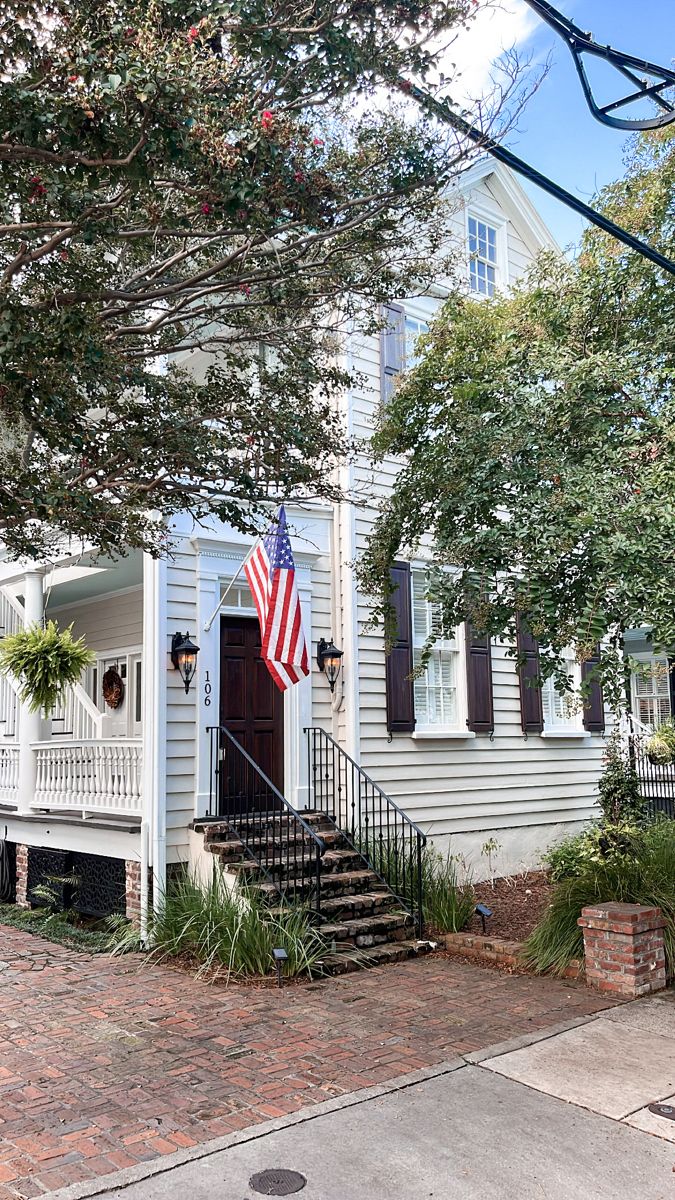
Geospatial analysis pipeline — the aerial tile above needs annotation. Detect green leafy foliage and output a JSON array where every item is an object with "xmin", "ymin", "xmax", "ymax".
[
  {"xmin": 646, "ymin": 719, "xmax": 675, "ymax": 765},
  {"xmin": 524, "ymin": 820, "xmax": 675, "ymax": 978},
  {"xmin": 359, "ymin": 129, "xmax": 675, "ymax": 704},
  {"xmin": 108, "ymin": 868, "xmax": 328, "ymax": 980},
  {"xmin": 543, "ymin": 822, "xmax": 643, "ymax": 882},
  {"xmin": 356, "ymin": 830, "xmax": 474, "ymax": 933},
  {"xmin": 0, "ymin": 621, "xmax": 95, "ymax": 714},
  {"xmin": 0, "ymin": 0, "xmax": 481, "ymax": 559},
  {"xmin": 596, "ymin": 732, "xmax": 646, "ymax": 825},
  {"xmin": 0, "ymin": 903, "xmax": 114, "ymax": 952}
]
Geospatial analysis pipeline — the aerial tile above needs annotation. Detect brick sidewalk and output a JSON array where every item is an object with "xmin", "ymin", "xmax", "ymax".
[{"xmin": 0, "ymin": 927, "xmax": 610, "ymax": 1199}]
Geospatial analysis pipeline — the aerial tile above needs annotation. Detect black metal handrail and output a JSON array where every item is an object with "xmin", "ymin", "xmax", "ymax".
[
  {"xmin": 305, "ymin": 726, "xmax": 427, "ymax": 937},
  {"xmin": 207, "ymin": 725, "xmax": 326, "ymax": 911},
  {"xmin": 630, "ymin": 732, "xmax": 675, "ymax": 820}
]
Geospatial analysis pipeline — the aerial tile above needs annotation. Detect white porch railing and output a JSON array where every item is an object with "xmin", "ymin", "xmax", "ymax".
[
  {"xmin": 32, "ymin": 739, "xmax": 142, "ymax": 817},
  {"xmin": 50, "ymin": 681, "xmax": 103, "ymax": 740},
  {"xmin": 0, "ymin": 744, "xmax": 19, "ymax": 803}
]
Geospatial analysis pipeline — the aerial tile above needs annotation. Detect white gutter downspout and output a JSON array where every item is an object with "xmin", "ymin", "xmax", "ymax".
[{"xmin": 141, "ymin": 551, "xmax": 167, "ymax": 936}]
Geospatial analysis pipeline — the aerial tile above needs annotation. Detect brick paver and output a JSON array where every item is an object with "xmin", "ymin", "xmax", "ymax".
[{"xmin": 0, "ymin": 927, "xmax": 610, "ymax": 1198}]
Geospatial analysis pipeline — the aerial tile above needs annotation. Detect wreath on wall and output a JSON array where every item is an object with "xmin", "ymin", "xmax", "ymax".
[{"xmin": 102, "ymin": 666, "xmax": 125, "ymax": 710}]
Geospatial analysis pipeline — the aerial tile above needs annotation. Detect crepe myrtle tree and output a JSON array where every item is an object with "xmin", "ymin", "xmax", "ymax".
[
  {"xmin": 358, "ymin": 129, "xmax": 675, "ymax": 709},
  {"xmin": 0, "ymin": 0, "xmax": 501, "ymax": 560}
]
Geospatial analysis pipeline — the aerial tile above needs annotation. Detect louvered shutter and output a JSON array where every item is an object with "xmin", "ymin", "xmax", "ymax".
[
  {"xmin": 465, "ymin": 623, "xmax": 494, "ymax": 734},
  {"xmin": 380, "ymin": 304, "xmax": 405, "ymax": 406},
  {"xmin": 385, "ymin": 562, "xmax": 415, "ymax": 734},
  {"xmin": 517, "ymin": 618, "xmax": 543, "ymax": 734},
  {"xmin": 582, "ymin": 645, "xmax": 605, "ymax": 732}
]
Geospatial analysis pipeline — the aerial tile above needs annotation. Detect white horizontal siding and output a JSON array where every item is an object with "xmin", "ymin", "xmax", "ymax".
[{"xmin": 50, "ymin": 588, "xmax": 142, "ymax": 652}]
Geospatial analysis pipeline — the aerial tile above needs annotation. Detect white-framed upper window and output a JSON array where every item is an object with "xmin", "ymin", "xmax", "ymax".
[
  {"xmin": 404, "ymin": 314, "xmax": 429, "ymax": 370},
  {"xmin": 541, "ymin": 653, "xmax": 583, "ymax": 731},
  {"xmin": 411, "ymin": 568, "xmax": 462, "ymax": 730},
  {"xmin": 631, "ymin": 655, "xmax": 672, "ymax": 731},
  {"xmin": 468, "ymin": 215, "xmax": 498, "ymax": 297}
]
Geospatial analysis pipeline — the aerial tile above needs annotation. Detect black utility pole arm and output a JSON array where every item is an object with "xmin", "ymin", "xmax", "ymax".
[
  {"xmin": 523, "ymin": 0, "xmax": 675, "ymax": 131},
  {"xmin": 397, "ymin": 78, "xmax": 675, "ymax": 278}
]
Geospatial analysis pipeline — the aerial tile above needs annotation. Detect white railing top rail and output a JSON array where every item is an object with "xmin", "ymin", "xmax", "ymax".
[{"xmin": 32, "ymin": 737, "xmax": 142, "ymax": 748}]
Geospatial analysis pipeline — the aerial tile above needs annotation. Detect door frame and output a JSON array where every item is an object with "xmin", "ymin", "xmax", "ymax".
[{"xmin": 194, "ymin": 538, "xmax": 314, "ymax": 818}]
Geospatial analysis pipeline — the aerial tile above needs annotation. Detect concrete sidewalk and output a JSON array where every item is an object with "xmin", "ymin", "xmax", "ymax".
[{"xmin": 77, "ymin": 1065, "xmax": 674, "ymax": 1200}]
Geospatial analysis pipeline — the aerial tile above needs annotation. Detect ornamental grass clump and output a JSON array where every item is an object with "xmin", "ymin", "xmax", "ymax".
[
  {"xmin": 110, "ymin": 868, "xmax": 327, "ymax": 981},
  {"xmin": 0, "ymin": 621, "xmax": 94, "ymax": 715},
  {"xmin": 524, "ymin": 820, "xmax": 675, "ymax": 978}
]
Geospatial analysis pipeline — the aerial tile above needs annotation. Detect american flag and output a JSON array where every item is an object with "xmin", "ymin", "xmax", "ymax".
[{"xmin": 244, "ymin": 506, "xmax": 309, "ymax": 691}]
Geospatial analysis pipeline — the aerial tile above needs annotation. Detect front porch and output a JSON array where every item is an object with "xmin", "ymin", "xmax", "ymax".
[{"xmin": 0, "ymin": 552, "xmax": 144, "ymax": 823}]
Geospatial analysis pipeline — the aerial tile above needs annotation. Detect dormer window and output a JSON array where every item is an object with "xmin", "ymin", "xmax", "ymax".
[{"xmin": 468, "ymin": 215, "xmax": 498, "ymax": 297}]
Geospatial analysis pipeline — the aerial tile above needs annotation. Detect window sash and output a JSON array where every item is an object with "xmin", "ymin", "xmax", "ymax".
[
  {"xmin": 632, "ymin": 657, "xmax": 672, "ymax": 730},
  {"xmin": 411, "ymin": 570, "xmax": 459, "ymax": 729},
  {"xmin": 468, "ymin": 216, "xmax": 498, "ymax": 297},
  {"xmin": 541, "ymin": 661, "xmax": 581, "ymax": 729}
]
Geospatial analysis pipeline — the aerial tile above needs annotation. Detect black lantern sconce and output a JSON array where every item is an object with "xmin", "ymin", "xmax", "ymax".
[
  {"xmin": 317, "ymin": 637, "xmax": 343, "ymax": 693},
  {"xmin": 171, "ymin": 631, "xmax": 200, "ymax": 694}
]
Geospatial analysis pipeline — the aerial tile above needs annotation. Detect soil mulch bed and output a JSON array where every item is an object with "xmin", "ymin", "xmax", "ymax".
[{"xmin": 468, "ymin": 870, "xmax": 553, "ymax": 942}]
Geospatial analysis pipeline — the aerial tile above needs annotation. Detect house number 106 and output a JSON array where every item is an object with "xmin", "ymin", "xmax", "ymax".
[{"xmin": 204, "ymin": 670, "xmax": 212, "ymax": 706}]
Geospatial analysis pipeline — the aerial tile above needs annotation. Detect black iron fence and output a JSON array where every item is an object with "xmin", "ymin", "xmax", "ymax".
[
  {"xmin": 306, "ymin": 726, "xmax": 427, "ymax": 937},
  {"xmin": 207, "ymin": 725, "xmax": 325, "ymax": 910},
  {"xmin": 630, "ymin": 734, "xmax": 675, "ymax": 820}
]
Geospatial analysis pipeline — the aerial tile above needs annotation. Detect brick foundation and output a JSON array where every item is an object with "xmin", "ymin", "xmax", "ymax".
[
  {"xmin": 578, "ymin": 902, "xmax": 666, "ymax": 999},
  {"xmin": 15, "ymin": 843, "xmax": 29, "ymax": 909},
  {"xmin": 125, "ymin": 860, "xmax": 142, "ymax": 924},
  {"xmin": 444, "ymin": 931, "xmax": 583, "ymax": 979}
]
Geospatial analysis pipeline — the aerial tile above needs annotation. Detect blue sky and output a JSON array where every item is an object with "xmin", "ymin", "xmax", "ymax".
[{"xmin": 453, "ymin": 1, "xmax": 675, "ymax": 251}]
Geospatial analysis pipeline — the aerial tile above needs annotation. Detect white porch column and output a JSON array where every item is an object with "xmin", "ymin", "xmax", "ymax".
[{"xmin": 17, "ymin": 568, "xmax": 45, "ymax": 814}]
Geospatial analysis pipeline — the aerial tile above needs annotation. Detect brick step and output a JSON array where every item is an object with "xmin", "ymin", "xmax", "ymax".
[
  {"xmin": 194, "ymin": 811, "xmax": 335, "ymax": 841},
  {"xmin": 321, "ymin": 939, "xmax": 432, "ymax": 976},
  {"xmin": 225, "ymin": 847, "xmax": 364, "ymax": 881},
  {"xmin": 317, "ymin": 890, "xmax": 394, "ymax": 920},
  {"xmin": 319, "ymin": 910, "xmax": 413, "ymax": 949},
  {"xmin": 256, "ymin": 868, "xmax": 380, "ymax": 900},
  {"xmin": 203, "ymin": 828, "xmax": 346, "ymax": 862}
]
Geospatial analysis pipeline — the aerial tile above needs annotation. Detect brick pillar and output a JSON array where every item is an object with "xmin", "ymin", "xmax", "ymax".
[
  {"xmin": 125, "ymin": 860, "xmax": 142, "ymax": 924},
  {"xmin": 15, "ymin": 844, "xmax": 30, "ymax": 909},
  {"xmin": 578, "ymin": 903, "xmax": 666, "ymax": 999}
]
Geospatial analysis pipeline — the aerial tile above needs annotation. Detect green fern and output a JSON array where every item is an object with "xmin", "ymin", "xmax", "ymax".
[{"xmin": 0, "ymin": 621, "xmax": 94, "ymax": 715}]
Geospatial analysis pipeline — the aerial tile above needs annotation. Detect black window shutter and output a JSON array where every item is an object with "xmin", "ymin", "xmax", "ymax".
[
  {"xmin": 669, "ymin": 657, "xmax": 675, "ymax": 719},
  {"xmin": 385, "ymin": 562, "xmax": 415, "ymax": 734},
  {"xmin": 582, "ymin": 646, "xmax": 605, "ymax": 732},
  {"xmin": 465, "ymin": 623, "xmax": 494, "ymax": 734},
  {"xmin": 516, "ymin": 618, "xmax": 543, "ymax": 734},
  {"xmin": 380, "ymin": 303, "xmax": 405, "ymax": 406}
]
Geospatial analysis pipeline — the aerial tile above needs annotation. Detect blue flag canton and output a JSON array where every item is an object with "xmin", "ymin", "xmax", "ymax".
[{"xmin": 263, "ymin": 506, "xmax": 295, "ymax": 571}]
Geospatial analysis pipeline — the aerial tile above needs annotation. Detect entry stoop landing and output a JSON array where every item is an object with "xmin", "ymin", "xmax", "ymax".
[{"xmin": 192, "ymin": 811, "xmax": 431, "ymax": 975}]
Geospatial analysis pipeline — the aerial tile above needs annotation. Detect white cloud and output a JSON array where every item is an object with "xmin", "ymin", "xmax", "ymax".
[{"xmin": 437, "ymin": 1, "xmax": 539, "ymax": 103}]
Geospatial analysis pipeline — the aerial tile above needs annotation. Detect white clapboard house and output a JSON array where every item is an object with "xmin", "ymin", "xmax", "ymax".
[{"xmin": 0, "ymin": 158, "xmax": 651, "ymax": 961}]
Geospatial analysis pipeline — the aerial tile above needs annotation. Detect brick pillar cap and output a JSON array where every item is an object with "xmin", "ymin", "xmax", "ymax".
[{"xmin": 578, "ymin": 902, "xmax": 666, "ymax": 931}]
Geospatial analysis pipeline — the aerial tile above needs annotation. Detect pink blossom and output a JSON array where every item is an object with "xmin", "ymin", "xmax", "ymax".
[
  {"xmin": 200, "ymin": 202, "xmax": 211, "ymax": 214},
  {"xmin": 261, "ymin": 110, "xmax": 274, "ymax": 131},
  {"xmin": 312, "ymin": 137, "xmax": 324, "ymax": 147},
  {"xmin": 187, "ymin": 26, "xmax": 199, "ymax": 43},
  {"xmin": 294, "ymin": 170, "xmax": 304, "ymax": 183}
]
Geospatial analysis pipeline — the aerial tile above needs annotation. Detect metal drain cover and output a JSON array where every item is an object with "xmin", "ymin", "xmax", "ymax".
[
  {"xmin": 249, "ymin": 1168, "xmax": 307, "ymax": 1195},
  {"xmin": 648, "ymin": 1103, "xmax": 675, "ymax": 1121}
]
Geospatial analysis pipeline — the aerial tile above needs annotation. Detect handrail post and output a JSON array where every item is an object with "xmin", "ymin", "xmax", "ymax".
[{"xmin": 416, "ymin": 834, "xmax": 424, "ymax": 939}]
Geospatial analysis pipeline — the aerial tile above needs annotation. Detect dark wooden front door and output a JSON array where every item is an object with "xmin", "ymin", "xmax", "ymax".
[{"xmin": 219, "ymin": 615, "xmax": 284, "ymax": 814}]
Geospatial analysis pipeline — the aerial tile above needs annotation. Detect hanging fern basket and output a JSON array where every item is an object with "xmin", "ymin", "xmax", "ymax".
[{"xmin": 0, "ymin": 621, "xmax": 95, "ymax": 716}]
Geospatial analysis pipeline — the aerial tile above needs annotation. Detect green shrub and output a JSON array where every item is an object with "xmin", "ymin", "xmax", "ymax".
[
  {"xmin": 597, "ymin": 732, "xmax": 646, "ymax": 825},
  {"xmin": 524, "ymin": 820, "xmax": 675, "ymax": 978},
  {"xmin": 423, "ymin": 848, "xmax": 475, "ymax": 933},
  {"xmin": 109, "ymin": 868, "xmax": 327, "ymax": 980},
  {"xmin": 354, "ymin": 830, "xmax": 474, "ymax": 933},
  {"xmin": 543, "ymin": 822, "xmax": 642, "ymax": 882}
]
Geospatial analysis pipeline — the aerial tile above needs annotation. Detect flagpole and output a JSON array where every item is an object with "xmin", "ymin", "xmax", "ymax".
[{"xmin": 203, "ymin": 544, "xmax": 256, "ymax": 632}]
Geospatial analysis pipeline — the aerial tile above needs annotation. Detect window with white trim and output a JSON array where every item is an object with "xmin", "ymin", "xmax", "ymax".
[
  {"xmin": 404, "ymin": 315, "xmax": 428, "ymax": 370},
  {"xmin": 631, "ymin": 656, "xmax": 672, "ymax": 730},
  {"xmin": 411, "ymin": 569, "xmax": 460, "ymax": 729},
  {"xmin": 541, "ymin": 654, "xmax": 582, "ymax": 731},
  {"xmin": 468, "ymin": 215, "xmax": 498, "ymax": 297}
]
